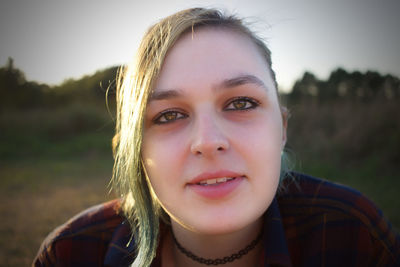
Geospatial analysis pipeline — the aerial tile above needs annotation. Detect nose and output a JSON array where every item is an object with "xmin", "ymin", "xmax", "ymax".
[{"xmin": 190, "ymin": 114, "xmax": 229, "ymax": 157}]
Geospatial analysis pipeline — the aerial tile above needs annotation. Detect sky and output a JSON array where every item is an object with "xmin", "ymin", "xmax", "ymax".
[{"xmin": 0, "ymin": 0, "xmax": 399, "ymax": 92}]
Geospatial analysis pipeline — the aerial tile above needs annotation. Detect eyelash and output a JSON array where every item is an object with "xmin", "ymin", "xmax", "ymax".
[
  {"xmin": 223, "ymin": 96, "xmax": 260, "ymax": 111},
  {"xmin": 152, "ymin": 108, "xmax": 188, "ymax": 125},
  {"xmin": 152, "ymin": 96, "xmax": 260, "ymax": 125}
]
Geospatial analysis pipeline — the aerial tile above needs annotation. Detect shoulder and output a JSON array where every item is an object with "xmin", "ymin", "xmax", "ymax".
[
  {"xmin": 33, "ymin": 199, "xmax": 125, "ymax": 266},
  {"xmin": 278, "ymin": 172, "xmax": 400, "ymax": 266},
  {"xmin": 279, "ymin": 172, "xmax": 383, "ymax": 221}
]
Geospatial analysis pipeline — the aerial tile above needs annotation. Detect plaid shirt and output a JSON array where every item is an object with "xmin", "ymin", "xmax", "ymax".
[{"xmin": 33, "ymin": 173, "xmax": 400, "ymax": 266}]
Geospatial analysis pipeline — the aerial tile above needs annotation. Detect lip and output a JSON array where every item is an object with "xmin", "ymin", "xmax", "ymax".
[
  {"xmin": 187, "ymin": 170, "xmax": 245, "ymax": 199},
  {"xmin": 188, "ymin": 170, "xmax": 244, "ymax": 185}
]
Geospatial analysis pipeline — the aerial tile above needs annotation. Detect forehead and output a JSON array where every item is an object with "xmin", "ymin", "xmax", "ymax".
[{"xmin": 154, "ymin": 27, "xmax": 273, "ymax": 91}]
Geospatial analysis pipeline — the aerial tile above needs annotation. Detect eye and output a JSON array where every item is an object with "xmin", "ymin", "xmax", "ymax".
[
  {"xmin": 224, "ymin": 97, "xmax": 260, "ymax": 111},
  {"xmin": 153, "ymin": 109, "xmax": 188, "ymax": 124}
]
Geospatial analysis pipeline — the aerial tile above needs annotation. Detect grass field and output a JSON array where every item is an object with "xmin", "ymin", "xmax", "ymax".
[{"xmin": 0, "ymin": 153, "xmax": 115, "ymax": 266}]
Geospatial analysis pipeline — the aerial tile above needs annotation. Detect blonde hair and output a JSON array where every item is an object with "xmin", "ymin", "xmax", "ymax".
[{"xmin": 111, "ymin": 7, "xmax": 282, "ymax": 266}]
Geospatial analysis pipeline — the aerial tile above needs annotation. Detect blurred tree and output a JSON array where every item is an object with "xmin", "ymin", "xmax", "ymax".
[
  {"xmin": 0, "ymin": 58, "xmax": 119, "ymax": 110},
  {"xmin": 0, "ymin": 57, "xmax": 44, "ymax": 110},
  {"xmin": 290, "ymin": 71, "xmax": 320, "ymax": 103},
  {"xmin": 288, "ymin": 68, "xmax": 399, "ymax": 103},
  {"xmin": 54, "ymin": 66, "xmax": 119, "ymax": 105},
  {"xmin": 324, "ymin": 68, "xmax": 348, "ymax": 101}
]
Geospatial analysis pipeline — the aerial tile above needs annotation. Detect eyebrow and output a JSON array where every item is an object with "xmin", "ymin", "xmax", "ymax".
[
  {"xmin": 149, "ymin": 74, "xmax": 267, "ymax": 101},
  {"xmin": 218, "ymin": 74, "xmax": 268, "ymax": 91},
  {"xmin": 149, "ymin": 89, "xmax": 182, "ymax": 101}
]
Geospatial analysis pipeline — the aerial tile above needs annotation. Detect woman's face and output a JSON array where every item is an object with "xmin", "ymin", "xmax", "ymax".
[{"xmin": 142, "ymin": 28, "xmax": 286, "ymax": 235}]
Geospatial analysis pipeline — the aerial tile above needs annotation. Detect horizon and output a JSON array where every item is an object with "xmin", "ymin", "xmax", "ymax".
[{"xmin": 4, "ymin": 57, "xmax": 398, "ymax": 96}]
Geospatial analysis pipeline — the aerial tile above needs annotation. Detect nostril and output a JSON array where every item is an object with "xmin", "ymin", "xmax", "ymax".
[{"xmin": 190, "ymin": 137, "xmax": 229, "ymax": 156}]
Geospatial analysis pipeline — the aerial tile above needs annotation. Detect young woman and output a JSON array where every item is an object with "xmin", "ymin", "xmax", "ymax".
[{"xmin": 34, "ymin": 8, "xmax": 399, "ymax": 267}]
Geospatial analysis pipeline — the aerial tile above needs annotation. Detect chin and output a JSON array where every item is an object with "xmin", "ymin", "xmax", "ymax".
[{"xmin": 178, "ymin": 207, "xmax": 265, "ymax": 236}]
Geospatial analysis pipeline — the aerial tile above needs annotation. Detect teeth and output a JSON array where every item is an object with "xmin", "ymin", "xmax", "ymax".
[
  {"xmin": 217, "ymin": 177, "xmax": 227, "ymax": 183},
  {"xmin": 198, "ymin": 177, "xmax": 235, "ymax": 185},
  {"xmin": 206, "ymin": 179, "xmax": 217, "ymax": 185}
]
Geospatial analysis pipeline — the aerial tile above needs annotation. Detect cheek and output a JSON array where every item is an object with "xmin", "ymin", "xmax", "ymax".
[
  {"xmin": 142, "ymin": 132, "xmax": 187, "ymax": 194},
  {"xmin": 235, "ymin": 115, "xmax": 283, "ymax": 185},
  {"xmin": 143, "ymin": 132, "xmax": 186, "ymax": 166},
  {"xmin": 244, "ymin": 132, "xmax": 282, "ymax": 181},
  {"xmin": 243, "ymin": 132, "xmax": 282, "ymax": 212},
  {"xmin": 236, "ymin": 112, "xmax": 283, "ymax": 157}
]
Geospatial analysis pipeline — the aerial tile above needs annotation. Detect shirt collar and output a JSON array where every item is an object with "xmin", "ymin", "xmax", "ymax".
[
  {"xmin": 104, "ymin": 220, "xmax": 135, "ymax": 267},
  {"xmin": 104, "ymin": 198, "xmax": 292, "ymax": 267},
  {"xmin": 262, "ymin": 198, "xmax": 292, "ymax": 267}
]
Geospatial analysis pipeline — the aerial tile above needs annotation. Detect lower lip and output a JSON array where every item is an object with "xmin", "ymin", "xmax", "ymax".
[{"xmin": 188, "ymin": 177, "xmax": 244, "ymax": 200}]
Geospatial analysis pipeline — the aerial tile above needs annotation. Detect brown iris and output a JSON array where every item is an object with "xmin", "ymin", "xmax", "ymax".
[
  {"xmin": 232, "ymin": 99, "xmax": 247, "ymax": 109},
  {"xmin": 164, "ymin": 112, "xmax": 178, "ymax": 121}
]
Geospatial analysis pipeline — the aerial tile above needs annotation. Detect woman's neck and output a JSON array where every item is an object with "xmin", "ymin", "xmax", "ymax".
[{"xmin": 162, "ymin": 218, "xmax": 264, "ymax": 267}]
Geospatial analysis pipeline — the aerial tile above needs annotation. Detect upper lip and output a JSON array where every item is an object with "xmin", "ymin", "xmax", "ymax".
[{"xmin": 188, "ymin": 170, "xmax": 244, "ymax": 185}]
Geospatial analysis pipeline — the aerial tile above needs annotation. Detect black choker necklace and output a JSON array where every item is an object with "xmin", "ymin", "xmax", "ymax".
[{"xmin": 172, "ymin": 229, "xmax": 263, "ymax": 265}]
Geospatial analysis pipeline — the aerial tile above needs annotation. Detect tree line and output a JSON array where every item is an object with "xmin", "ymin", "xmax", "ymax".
[
  {"xmin": 1, "ymin": 57, "xmax": 399, "ymax": 111},
  {"xmin": 0, "ymin": 57, "xmax": 118, "ymax": 111},
  {"xmin": 287, "ymin": 68, "xmax": 400, "ymax": 103}
]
